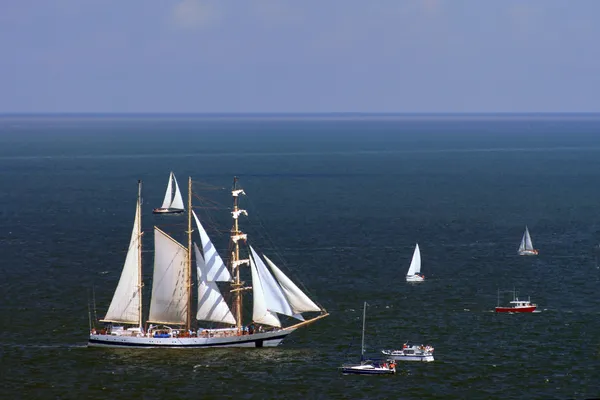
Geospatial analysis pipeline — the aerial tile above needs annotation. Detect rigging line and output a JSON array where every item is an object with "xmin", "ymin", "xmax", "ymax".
[{"xmin": 243, "ymin": 195, "xmax": 324, "ymax": 308}]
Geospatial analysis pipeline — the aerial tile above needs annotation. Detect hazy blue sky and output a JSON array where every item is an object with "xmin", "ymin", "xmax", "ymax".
[{"xmin": 1, "ymin": 0, "xmax": 599, "ymax": 113}]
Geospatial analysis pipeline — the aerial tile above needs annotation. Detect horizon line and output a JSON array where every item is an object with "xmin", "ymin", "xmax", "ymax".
[{"xmin": 2, "ymin": 111, "xmax": 600, "ymax": 118}]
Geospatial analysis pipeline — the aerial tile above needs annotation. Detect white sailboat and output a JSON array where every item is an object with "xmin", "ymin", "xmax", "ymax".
[
  {"xmin": 153, "ymin": 171, "xmax": 185, "ymax": 214},
  {"xmin": 89, "ymin": 177, "xmax": 328, "ymax": 348},
  {"xmin": 406, "ymin": 243, "xmax": 424, "ymax": 282},
  {"xmin": 518, "ymin": 226, "xmax": 538, "ymax": 256}
]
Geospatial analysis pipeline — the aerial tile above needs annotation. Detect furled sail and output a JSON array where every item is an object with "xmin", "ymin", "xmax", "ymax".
[
  {"xmin": 103, "ymin": 200, "xmax": 141, "ymax": 324},
  {"xmin": 160, "ymin": 172, "xmax": 174, "ymax": 209},
  {"xmin": 147, "ymin": 227, "xmax": 188, "ymax": 325},
  {"xmin": 192, "ymin": 211, "xmax": 231, "ymax": 282},
  {"xmin": 249, "ymin": 255, "xmax": 281, "ymax": 327},
  {"xmin": 263, "ymin": 255, "xmax": 321, "ymax": 314},
  {"xmin": 195, "ymin": 244, "xmax": 236, "ymax": 325},
  {"xmin": 249, "ymin": 246, "xmax": 297, "ymax": 318},
  {"xmin": 406, "ymin": 243, "xmax": 421, "ymax": 276},
  {"xmin": 170, "ymin": 173, "xmax": 185, "ymax": 210}
]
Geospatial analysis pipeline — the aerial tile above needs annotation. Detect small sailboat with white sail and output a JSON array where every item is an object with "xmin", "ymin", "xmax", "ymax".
[
  {"xmin": 406, "ymin": 243, "xmax": 424, "ymax": 282},
  {"xmin": 340, "ymin": 302, "xmax": 396, "ymax": 375},
  {"xmin": 89, "ymin": 177, "xmax": 328, "ymax": 348},
  {"xmin": 153, "ymin": 171, "xmax": 185, "ymax": 214},
  {"xmin": 518, "ymin": 226, "xmax": 538, "ymax": 256}
]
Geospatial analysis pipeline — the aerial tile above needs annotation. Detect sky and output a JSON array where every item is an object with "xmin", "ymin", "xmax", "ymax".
[{"xmin": 1, "ymin": 0, "xmax": 599, "ymax": 113}]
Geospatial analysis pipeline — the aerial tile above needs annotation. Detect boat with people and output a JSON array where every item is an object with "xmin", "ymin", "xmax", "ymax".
[
  {"xmin": 406, "ymin": 243, "xmax": 424, "ymax": 282},
  {"xmin": 518, "ymin": 226, "xmax": 538, "ymax": 256},
  {"xmin": 89, "ymin": 177, "xmax": 328, "ymax": 348},
  {"xmin": 382, "ymin": 343, "xmax": 435, "ymax": 362},
  {"xmin": 340, "ymin": 302, "xmax": 396, "ymax": 375},
  {"xmin": 495, "ymin": 288, "xmax": 537, "ymax": 313},
  {"xmin": 153, "ymin": 171, "xmax": 185, "ymax": 214}
]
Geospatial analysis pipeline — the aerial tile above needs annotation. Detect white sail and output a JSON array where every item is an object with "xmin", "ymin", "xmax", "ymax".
[
  {"xmin": 160, "ymin": 172, "xmax": 174, "ymax": 209},
  {"xmin": 249, "ymin": 246, "xmax": 297, "ymax": 318},
  {"xmin": 170, "ymin": 173, "xmax": 185, "ymax": 210},
  {"xmin": 263, "ymin": 255, "xmax": 321, "ymax": 314},
  {"xmin": 249, "ymin": 255, "xmax": 281, "ymax": 327},
  {"xmin": 406, "ymin": 243, "xmax": 421, "ymax": 276},
  {"xmin": 148, "ymin": 228, "xmax": 188, "ymax": 325},
  {"xmin": 194, "ymin": 244, "xmax": 236, "ymax": 325},
  {"xmin": 192, "ymin": 211, "xmax": 231, "ymax": 282},
  {"xmin": 521, "ymin": 227, "xmax": 534, "ymax": 251},
  {"xmin": 103, "ymin": 200, "xmax": 141, "ymax": 324}
]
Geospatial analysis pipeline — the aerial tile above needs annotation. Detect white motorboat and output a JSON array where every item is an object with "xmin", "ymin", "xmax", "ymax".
[{"xmin": 382, "ymin": 343, "xmax": 435, "ymax": 362}]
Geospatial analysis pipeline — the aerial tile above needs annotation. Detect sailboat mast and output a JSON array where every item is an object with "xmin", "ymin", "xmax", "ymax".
[
  {"xmin": 137, "ymin": 180, "xmax": 143, "ymax": 329},
  {"xmin": 186, "ymin": 177, "xmax": 193, "ymax": 332},
  {"xmin": 232, "ymin": 177, "xmax": 243, "ymax": 330},
  {"xmin": 361, "ymin": 302, "xmax": 366, "ymax": 360}
]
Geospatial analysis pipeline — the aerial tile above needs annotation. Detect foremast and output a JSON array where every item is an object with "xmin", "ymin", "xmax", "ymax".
[{"xmin": 229, "ymin": 177, "xmax": 250, "ymax": 331}]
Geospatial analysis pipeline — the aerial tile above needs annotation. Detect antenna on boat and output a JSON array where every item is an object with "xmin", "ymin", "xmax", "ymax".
[{"xmin": 497, "ymin": 288, "xmax": 499, "ymax": 308}]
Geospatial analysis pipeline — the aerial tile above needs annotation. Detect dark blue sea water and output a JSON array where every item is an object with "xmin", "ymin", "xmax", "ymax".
[{"xmin": 1, "ymin": 114, "xmax": 600, "ymax": 399}]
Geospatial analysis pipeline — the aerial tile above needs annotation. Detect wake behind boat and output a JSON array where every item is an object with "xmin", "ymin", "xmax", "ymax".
[
  {"xmin": 382, "ymin": 343, "xmax": 435, "ymax": 362},
  {"xmin": 406, "ymin": 243, "xmax": 424, "ymax": 282},
  {"xmin": 340, "ymin": 302, "xmax": 396, "ymax": 375},
  {"xmin": 518, "ymin": 226, "xmax": 538, "ymax": 256},
  {"xmin": 153, "ymin": 171, "xmax": 185, "ymax": 214},
  {"xmin": 89, "ymin": 178, "xmax": 328, "ymax": 348}
]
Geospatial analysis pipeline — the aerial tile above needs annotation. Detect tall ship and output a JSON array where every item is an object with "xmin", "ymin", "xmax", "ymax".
[{"xmin": 89, "ymin": 177, "xmax": 328, "ymax": 348}]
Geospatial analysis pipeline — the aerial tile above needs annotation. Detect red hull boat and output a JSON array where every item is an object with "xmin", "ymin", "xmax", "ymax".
[
  {"xmin": 495, "ymin": 289, "xmax": 537, "ymax": 313},
  {"xmin": 495, "ymin": 305, "xmax": 536, "ymax": 313}
]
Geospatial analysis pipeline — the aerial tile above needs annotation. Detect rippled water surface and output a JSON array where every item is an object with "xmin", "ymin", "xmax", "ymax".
[{"xmin": 1, "ymin": 115, "xmax": 600, "ymax": 399}]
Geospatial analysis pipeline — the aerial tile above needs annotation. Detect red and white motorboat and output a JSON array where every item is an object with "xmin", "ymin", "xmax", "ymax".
[{"xmin": 495, "ymin": 289, "xmax": 537, "ymax": 313}]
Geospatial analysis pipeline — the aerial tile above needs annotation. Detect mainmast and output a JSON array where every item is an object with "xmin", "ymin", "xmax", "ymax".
[
  {"xmin": 186, "ymin": 177, "xmax": 193, "ymax": 331},
  {"xmin": 230, "ymin": 177, "xmax": 249, "ymax": 331},
  {"xmin": 137, "ymin": 180, "xmax": 143, "ymax": 330}
]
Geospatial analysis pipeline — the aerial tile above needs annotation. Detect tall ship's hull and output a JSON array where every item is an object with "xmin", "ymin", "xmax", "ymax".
[{"xmin": 89, "ymin": 329, "xmax": 294, "ymax": 348}]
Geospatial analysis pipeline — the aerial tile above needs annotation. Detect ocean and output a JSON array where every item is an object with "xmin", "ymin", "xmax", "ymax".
[{"xmin": 0, "ymin": 114, "xmax": 599, "ymax": 399}]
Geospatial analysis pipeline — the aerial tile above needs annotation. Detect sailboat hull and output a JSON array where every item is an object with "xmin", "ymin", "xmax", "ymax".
[
  {"xmin": 406, "ymin": 274, "xmax": 424, "ymax": 282},
  {"xmin": 152, "ymin": 208, "xmax": 184, "ymax": 214},
  {"xmin": 88, "ymin": 329, "xmax": 294, "ymax": 348},
  {"xmin": 518, "ymin": 249, "xmax": 538, "ymax": 256}
]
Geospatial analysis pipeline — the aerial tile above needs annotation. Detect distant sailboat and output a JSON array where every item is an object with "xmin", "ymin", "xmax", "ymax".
[
  {"xmin": 406, "ymin": 244, "xmax": 424, "ymax": 282},
  {"xmin": 153, "ymin": 171, "xmax": 185, "ymax": 214},
  {"xmin": 89, "ymin": 177, "xmax": 328, "ymax": 348},
  {"xmin": 518, "ymin": 226, "xmax": 538, "ymax": 256}
]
